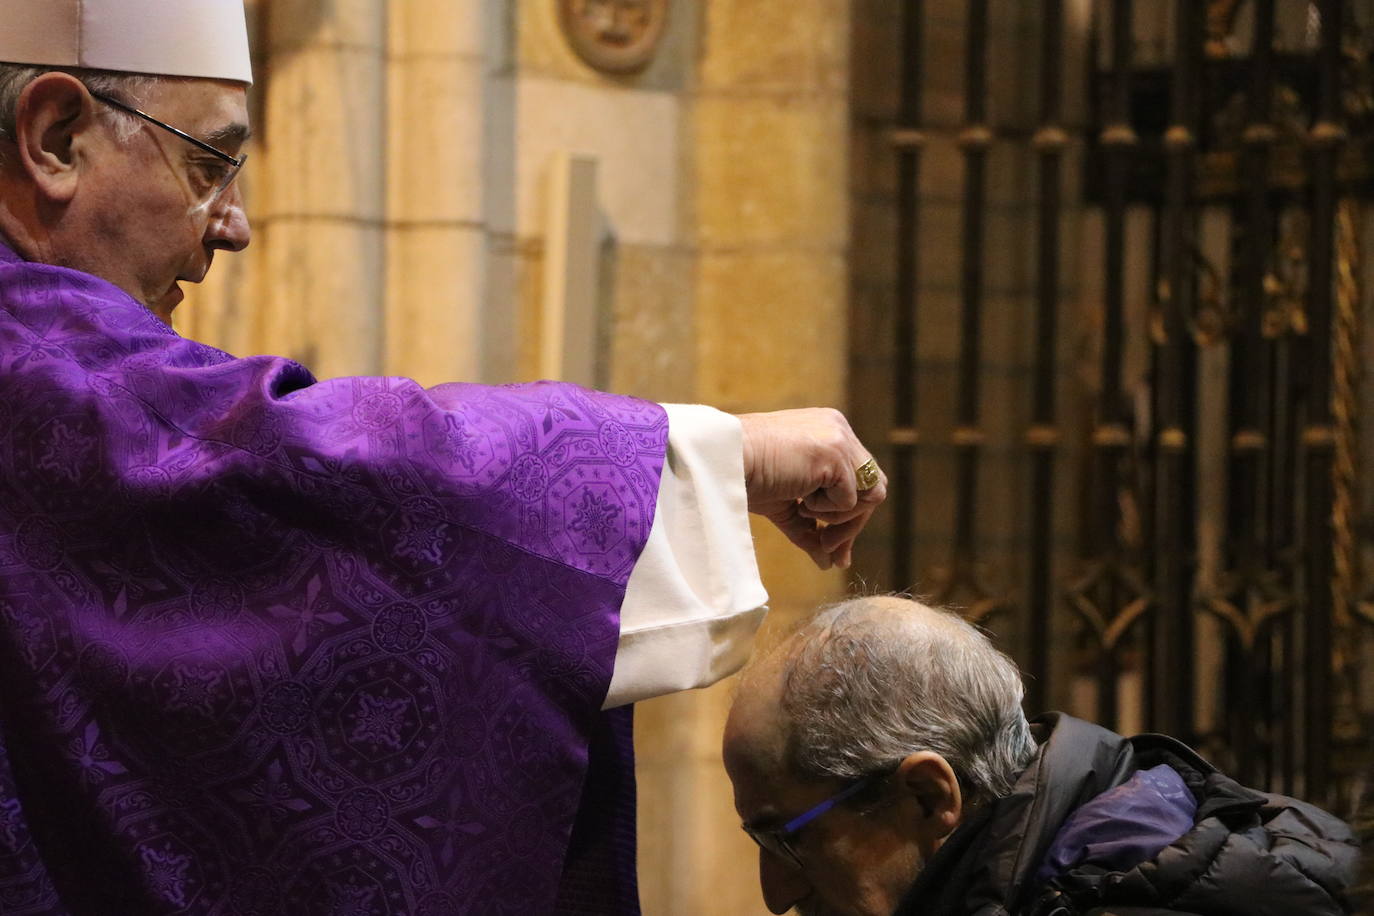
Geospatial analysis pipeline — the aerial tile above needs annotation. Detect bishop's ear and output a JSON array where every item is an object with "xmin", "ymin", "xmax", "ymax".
[
  {"xmin": 895, "ymin": 751, "xmax": 964, "ymax": 854},
  {"xmin": 14, "ymin": 72, "xmax": 97, "ymax": 201}
]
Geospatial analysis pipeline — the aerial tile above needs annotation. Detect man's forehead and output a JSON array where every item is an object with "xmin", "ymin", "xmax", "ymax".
[
  {"xmin": 148, "ymin": 78, "xmax": 252, "ymax": 146},
  {"xmin": 725, "ymin": 696, "xmax": 800, "ymax": 827}
]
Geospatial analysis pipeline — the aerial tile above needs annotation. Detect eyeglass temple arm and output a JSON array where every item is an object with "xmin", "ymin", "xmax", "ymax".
[{"xmin": 782, "ymin": 775, "xmax": 876, "ymax": 833}]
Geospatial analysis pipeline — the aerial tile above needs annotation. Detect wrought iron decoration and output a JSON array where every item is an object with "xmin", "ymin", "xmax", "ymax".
[{"xmin": 557, "ymin": 0, "xmax": 670, "ymax": 75}]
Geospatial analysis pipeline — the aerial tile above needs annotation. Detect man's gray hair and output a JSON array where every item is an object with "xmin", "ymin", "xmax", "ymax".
[
  {"xmin": 0, "ymin": 64, "xmax": 157, "ymax": 163},
  {"xmin": 777, "ymin": 596, "xmax": 1037, "ymax": 806}
]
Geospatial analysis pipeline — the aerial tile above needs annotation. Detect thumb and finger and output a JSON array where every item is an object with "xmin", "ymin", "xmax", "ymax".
[{"xmin": 763, "ymin": 502, "xmax": 838, "ymax": 570}]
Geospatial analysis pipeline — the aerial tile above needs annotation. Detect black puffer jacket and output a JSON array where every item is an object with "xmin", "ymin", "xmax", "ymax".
[{"xmin": 894, "ymin": 714, "xmax": 1358, "ymax": 916}]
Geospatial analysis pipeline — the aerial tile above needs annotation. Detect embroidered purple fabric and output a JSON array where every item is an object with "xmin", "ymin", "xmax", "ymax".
[
  {"xmin": 0, "ymin": 240, "xmax": 665, "ymax": 914},
  {"xmin": 1035, "ymin": 763, "xmax": 1198, "ymax": 886}
]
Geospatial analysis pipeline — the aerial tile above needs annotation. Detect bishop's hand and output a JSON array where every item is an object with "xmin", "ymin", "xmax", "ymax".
[{"xmin": 736, "ymin": 408, "xmax": 887, "ymax": 571}]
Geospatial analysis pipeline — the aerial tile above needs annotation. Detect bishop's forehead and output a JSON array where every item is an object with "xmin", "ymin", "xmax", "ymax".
[{"xmin": 0, "ymin": 0, "xmax": 252, "ymax": 85}]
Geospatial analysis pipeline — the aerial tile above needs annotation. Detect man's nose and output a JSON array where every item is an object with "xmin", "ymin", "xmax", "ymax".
[
  {"xmin": 760, "ymin": 848, "xmax": 811, "ymax": 915},
  {"xmin": 205, "ymin": 183, "xmax": 251, "ymax": 253}
]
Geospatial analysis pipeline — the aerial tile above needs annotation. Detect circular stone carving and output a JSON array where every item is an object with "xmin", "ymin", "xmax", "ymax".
[{"xmin": 558, "ymin": 0, "xmax": 670, "ymax": 75}]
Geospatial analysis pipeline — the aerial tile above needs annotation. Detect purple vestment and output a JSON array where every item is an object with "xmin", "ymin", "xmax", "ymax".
[{"xmin": 0, "ymin": 240, "xmax": 664, "ymax": 915}]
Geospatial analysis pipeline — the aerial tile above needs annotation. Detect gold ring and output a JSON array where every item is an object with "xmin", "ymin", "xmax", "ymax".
[{"xmin": 855, "ymin": 457, "xmax": 881, "ymax": 491}]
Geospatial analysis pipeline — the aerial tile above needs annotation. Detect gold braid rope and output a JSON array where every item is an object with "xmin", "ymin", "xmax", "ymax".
[
  {"xmin": 1331, "ymin": 200, "xmax": 1369, "ymax": 752},
  {"xmin": 1332, "ymin": 199, "xmax": 1362, "ymax": 630}
]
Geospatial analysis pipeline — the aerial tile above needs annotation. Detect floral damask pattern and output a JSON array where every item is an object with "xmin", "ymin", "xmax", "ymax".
[
  {"xmin": 570, "ymin": 488, "xmax": 624, "ymax": 550},
  {"xmin": 349, "ymin": 692, "xmax": 410, "ymax": 751},
  {"xmin": 0, "ymin": 242, "xmax": 666, "ymax": 914}
]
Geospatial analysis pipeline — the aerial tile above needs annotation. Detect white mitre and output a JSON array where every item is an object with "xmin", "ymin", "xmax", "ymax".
[{"xmin": 0, "ymin": 0, "xmax": 252, "ymax": 85}]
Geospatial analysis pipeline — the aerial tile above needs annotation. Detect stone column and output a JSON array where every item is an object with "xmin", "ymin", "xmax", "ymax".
[
  {"xmin": 384, "ymin": 0, "xmax": 493, "ymax": 387},
  {"xmin": 252, "ymin": 0, "xmax": 388, "ymax": 379},
  {"xmin": 634, "ymin": 2, "xmax": 854, "ymax": 913}
]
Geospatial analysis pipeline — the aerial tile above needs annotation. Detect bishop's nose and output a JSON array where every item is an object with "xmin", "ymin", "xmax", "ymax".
[{"xmin": 206, "ymin": 183, "xmax": 251, "ymax": 253}]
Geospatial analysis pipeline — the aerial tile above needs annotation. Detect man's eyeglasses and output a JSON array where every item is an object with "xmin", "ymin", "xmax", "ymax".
[
  {"xmin": 91, "ymin": 93, "xmax": 247, "ymax": 200},
  {"xmin": 742, "ymin": 772, "xmax": 882, "ymax": 870}
]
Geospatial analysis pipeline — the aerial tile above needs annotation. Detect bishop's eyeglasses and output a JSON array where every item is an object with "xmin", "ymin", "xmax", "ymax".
[{"xmin": 91, "ymin": 92, "xmax": 247, "ymax": 201}]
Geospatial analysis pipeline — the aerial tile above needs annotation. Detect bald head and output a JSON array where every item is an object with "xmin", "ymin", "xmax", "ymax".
[{"xmin": 730, "ymin": 596, "xmax": 1034, "ymax": 804}]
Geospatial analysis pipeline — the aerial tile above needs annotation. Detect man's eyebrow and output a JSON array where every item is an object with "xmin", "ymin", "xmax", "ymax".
[{"xmin": 205, "ymin": 122, "xmax": 251, "ymax": 149}]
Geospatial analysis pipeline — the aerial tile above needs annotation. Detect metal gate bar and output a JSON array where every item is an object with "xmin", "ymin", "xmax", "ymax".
[
  {"xmin": 1151, "ymin": 0, "xmax": 1204, "ymax": 742},
  {"xmin": 1215, "ymin": 0, "xmax": 1283, "ymax": 791},
  {"xmin": 1027, "ymin": 0, "xmax": 1066, "ymax": 713},
  {"xmin": 933, "ymin": 0, "xmax": 996, "ymax": 621},
  {"xmin": 1072, "ymin": 0, "xmax": 1140, "ymax": 732},
  {"xmin": 1302, "ymin": 0, "xmax": 1347, "ymax": 803},
  {"xmin": 890, "ymin": 0, "xmax": 925, "ymax": 592}
]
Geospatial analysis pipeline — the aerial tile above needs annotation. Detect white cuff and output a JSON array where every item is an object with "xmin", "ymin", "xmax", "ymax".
[{"xmin": 603, "ymin": 404, "xmax": 769, "ymax": 709}]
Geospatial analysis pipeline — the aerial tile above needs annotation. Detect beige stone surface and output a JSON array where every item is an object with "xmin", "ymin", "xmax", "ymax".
[
  {"xmin": 255, "ymin": 219, "xmax": 387, "ymax": 377},
  {"xmin": 694, "ymin": 94, "xmax": 848, "ymax": 249},
  {"xmin": 696, "ymin": 250, "xmax": 848, "ymax": 409},
  {"xmin": 699, "ymin": 0, "xmax": 849, "ymax": 93},
  {"xmin": 483, "ymin": 233, "xmax": 529, "ymax": 384},
  {"xmin": 384, "ymin": 224, "xmax": 488, "ymax": 385},
  {"xmin": 388, "ymin": 0, "xmax": 487, "ymax": 60},
  {"xmin": 383, "ymin": 0, "xmax": 494, "ymax": 388},
  {"xmin": 386, "ymin": 54, "xmax": 487, "ymax": 224},
  {"xmin": 256, "ymin": 46, "xmax": 387, "ymax": 222},
  {"xmin": 264, "ymin": 0, "xmax": 386, "ymax": 54},
  {"xmin": 514, "ymin": 76, "xmax": 683, "ymax": 247},
  {"xmin": 607, "ymin": 244, "xmax": 698, "ymax": 403}
]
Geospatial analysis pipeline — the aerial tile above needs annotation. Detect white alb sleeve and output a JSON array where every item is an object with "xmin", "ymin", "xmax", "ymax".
[{"xmin": 602, "ymin": 404, "xmax": 770, "ymax": 709}]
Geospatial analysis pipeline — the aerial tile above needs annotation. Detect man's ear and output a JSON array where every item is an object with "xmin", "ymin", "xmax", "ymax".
[
  {"xmin": 895, "ymin": 751, "xmax": 963, "ymax": 855},
  {"xmin": 14, "ymin": 73, "xmax": 99, "ymax": 203}
]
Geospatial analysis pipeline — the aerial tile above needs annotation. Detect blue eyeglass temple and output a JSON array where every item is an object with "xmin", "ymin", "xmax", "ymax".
[{"xmin": 781, "ymin": 773, "xmax": 880, "ymax": 834}]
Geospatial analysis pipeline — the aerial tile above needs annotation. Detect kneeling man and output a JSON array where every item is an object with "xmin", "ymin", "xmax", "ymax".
[{"xmin": 724, "ymin": 596, "xmax": 1357, "ymax": 916}]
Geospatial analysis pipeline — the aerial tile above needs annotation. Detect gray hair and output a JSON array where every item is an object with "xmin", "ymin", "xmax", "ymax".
[
  {"xmin": 777, "ymin": 596, "xmax": 1037, "ymax": 807},
  {"xmin": 0, "ymin": 64, "xmax": 158, "ymax": 164}
]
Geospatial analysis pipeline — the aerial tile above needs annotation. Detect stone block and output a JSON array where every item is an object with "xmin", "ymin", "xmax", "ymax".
[
  {"xmin": 258, "ymin": 46, "xmax": 387, "ymax": 222},
  {"xmin": 509, "ymin": 237, "xmax": 546, "ymax": 381},
  {"xmin": 608, "ymin": 244, "xmax": 698, "ymax": 402},
  {"xmin": 384, "ymin": 224, "xmax": 488, "ymax": 386},
  {"xmin": 265, "ymin": 0, "xmax": 386, "ymax": 54},
  {"xmin": 694, "ymin": 94, "xmax": 848, "ymax": 249},
  {"xmin": 255, "ymin": 219, "xmax": 387, "ymax": 378},
  {"xmin": 387, "ymin": 53, "xmax": 486, "ymax": 224},
  {"xmin": 387, "ymin": 0, "xmax": 485, "ymax": 60},
  {"xmin": 482, "ymin": 235, "xmax": 527, "ymax": 384},
  {"xmin": 514, "ymin": 77, "xmax": 683, "ymax": 248},
  {"xmin": 699, "ymin": 0, "xmax": 848, "ymax": 94},
  {"xmin": 696, "ymin": 250, "xmax": 847, "ymax": 410}
]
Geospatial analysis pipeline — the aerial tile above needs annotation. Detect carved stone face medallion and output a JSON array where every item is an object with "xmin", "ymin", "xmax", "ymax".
[{"xmin": 558, "ymin": 0, "xmax": 670, "ymax": 75}]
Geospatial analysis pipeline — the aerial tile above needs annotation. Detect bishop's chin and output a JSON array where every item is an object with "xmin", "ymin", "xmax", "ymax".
[{"xmin": 151, "ymin": 284, "xmax": 184, "ymax": 325}]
